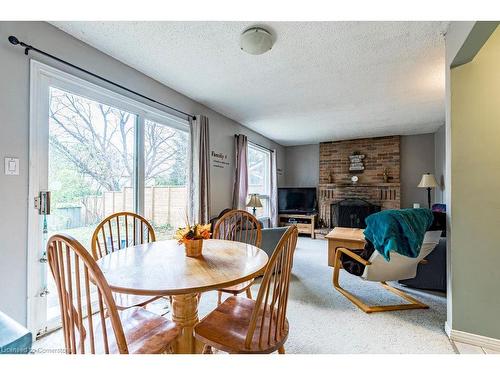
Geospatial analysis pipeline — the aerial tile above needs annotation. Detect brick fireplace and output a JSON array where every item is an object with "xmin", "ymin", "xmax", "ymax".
[{"xmin": 318, "ymin": 135, "xmax": 401, "ymax": 228}]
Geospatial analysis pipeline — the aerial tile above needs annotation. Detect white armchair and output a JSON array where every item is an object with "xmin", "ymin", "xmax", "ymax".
[{"xmin": 333, "ymin": 230, "xmax": 442, "ymax": 313}]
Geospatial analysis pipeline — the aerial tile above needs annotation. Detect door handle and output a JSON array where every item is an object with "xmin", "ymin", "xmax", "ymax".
[
  {"xmin": 39, "ymin": 288, "xmax": 50, "ymax": 297},
  {"xmin": 34, "ymin": 191, "xmax": 51, "ymax": 215}
]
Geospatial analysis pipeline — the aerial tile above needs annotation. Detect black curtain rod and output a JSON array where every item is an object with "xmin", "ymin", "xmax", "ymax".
[
  {"xmin": 235, "ymin": 134, "xmax": 274, "ymax": 153},
  {"xmin": 8, "ymin": 35, "xmax": 196, "ymax": 121}
]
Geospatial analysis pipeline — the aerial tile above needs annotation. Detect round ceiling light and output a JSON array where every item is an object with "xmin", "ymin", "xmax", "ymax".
[{"xmin": 240, "ymin": 27, "xmax": 273, "ymax": 55}]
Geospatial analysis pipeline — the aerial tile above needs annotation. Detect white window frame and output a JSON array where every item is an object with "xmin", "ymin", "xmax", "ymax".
[
  {"xmin": 247, "ymin": 142, "xmax": 271, "ymax": 218},
  {"xmin": 27, "ymin": 60, "xmax": 189, "ymax": 335}
]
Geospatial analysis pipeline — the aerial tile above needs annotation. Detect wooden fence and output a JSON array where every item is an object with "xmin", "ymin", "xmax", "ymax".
[{"xmin": 81, "ymin": 186, "xmax": 187, "ymax": 228}]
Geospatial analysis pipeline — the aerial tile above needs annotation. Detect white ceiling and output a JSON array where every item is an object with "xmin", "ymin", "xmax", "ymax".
[{"xmin": 51, "ymin": 21, "xmax": 449, "ymax": 146}]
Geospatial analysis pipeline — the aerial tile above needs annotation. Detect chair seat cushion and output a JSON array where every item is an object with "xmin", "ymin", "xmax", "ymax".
[
  {"xmin": 218, "ymin": 280, "xmax": 253, "ymax": 294},
  {"xmin": 96, "ymin": 307, "xmax": 179, "ymax": 354},
  {"xmin": 112, "ymin": 293, "xmax": 161, "ymax": 310},
  {"xmin": 194, "ymin": 296, "xmax": 288, "ymax": 353}
]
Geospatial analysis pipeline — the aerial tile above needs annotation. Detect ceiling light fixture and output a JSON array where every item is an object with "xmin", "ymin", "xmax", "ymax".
[{"xmin": 240, "ymin": 27, "xmax": 273, "ymax": 55}]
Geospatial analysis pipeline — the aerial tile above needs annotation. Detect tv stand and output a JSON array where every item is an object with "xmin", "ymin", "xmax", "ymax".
[{"xmin": 278, "ymin": 213, "xmax": 317, "ymax": 239}]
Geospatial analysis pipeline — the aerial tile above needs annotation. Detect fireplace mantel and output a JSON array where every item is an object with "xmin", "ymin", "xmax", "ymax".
[{"xmin": 318, "ymin": 183, "xmax": 400, "ymax": 188}]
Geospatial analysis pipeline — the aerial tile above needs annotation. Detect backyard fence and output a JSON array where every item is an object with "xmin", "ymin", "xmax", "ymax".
[{"xmin": 54, "ymin": 186, "xmax": 187, "ymax": 230}]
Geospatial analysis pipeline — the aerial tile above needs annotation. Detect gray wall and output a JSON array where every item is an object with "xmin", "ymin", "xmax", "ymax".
[
  {"xmin": 0, "ymin": 21, "xmax": 285, "ymax": 325},
  {"xmin": 400, "ymin": 133, "xmax": 436, "ymax": 209},
  {"xmin": 283, "ymin": 144, "xmax": 319, "ymax": 187},
  {"xmin": 434, "ymin": 125, "xmax": 446, "ymax": 203}
]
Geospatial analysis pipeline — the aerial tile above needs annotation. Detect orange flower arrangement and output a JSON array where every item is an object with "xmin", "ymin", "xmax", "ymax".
[{"xmin": 174, "ymin": 223, "xmax": 211, "ymax": 245}]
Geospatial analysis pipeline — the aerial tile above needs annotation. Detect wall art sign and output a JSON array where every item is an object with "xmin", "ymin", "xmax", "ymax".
[
  {"xmin": 211, "ymin": 150, "xmax": 230, "ymax": 169},
  {"xmin": 349, "ymin": 153, "xmax": 365, "ymax": 172}
]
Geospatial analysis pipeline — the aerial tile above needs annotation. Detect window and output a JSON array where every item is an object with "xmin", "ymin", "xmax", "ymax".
[
  {"xmin": 46, "ymin": 88, "xmax": 190, "ymax": 247},
  {"xmin": 144, "ymin": 119, "xmax": 189, "ymax": 240},
  {"xmin": 247, "ymin": 142, "xmax": 271, "ymax": 217},
  {"xmin": 48, "ymin": 87, "xmax": 136, "ymax": 250}
]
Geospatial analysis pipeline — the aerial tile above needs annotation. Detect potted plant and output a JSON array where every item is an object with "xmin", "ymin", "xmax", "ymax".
[{"xmin": 174, "ymin": 222, "xmax": 211, "ymax": 257}]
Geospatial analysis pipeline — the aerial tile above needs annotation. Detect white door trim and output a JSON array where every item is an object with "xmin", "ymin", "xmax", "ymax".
[{"xmin": 27, "ymin": 59, "xmax": 49, "ymax": 335}]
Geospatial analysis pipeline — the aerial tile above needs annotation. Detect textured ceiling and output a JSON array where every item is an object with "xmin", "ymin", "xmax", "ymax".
[{"xmin": 51, "ymin": 21, "xmax": 449, "ymax": 146}]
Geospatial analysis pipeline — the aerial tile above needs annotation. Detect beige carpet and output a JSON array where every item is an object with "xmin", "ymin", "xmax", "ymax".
[{"xmin": 34, "ymin": 237, "xmax": 455, "ymax": 354}]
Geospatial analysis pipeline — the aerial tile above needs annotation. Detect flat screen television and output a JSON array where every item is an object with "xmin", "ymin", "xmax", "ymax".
[{"xmin": 278, "ymin": 187, "xmax": 317, "ymax": 214}]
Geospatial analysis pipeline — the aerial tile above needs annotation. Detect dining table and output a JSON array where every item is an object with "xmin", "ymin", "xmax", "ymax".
[{"xmin": 96, "ymin": 238, "xmax": 269, "ymax": 354}]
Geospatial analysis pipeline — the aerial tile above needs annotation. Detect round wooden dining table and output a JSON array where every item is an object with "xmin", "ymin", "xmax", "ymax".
[{"xmin": 96, "ymin": 239, "xmax": 269, "ymax": 354}]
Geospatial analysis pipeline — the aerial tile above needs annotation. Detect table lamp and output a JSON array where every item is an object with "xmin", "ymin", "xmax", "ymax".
[
  {"xmin": 417, "ymin": 173, "xmax": 438, "ymax": 209},
  {"xmin": 246, "ymin": 194, "xmax": 262, "ymax": 216}
]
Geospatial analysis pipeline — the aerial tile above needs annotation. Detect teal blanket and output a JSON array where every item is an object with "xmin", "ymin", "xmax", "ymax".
[{"xmin": 363, "ymin": 208, "xmax": 433, "ymax": 261}]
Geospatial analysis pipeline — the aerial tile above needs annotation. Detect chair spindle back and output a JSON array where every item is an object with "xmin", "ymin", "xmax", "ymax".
[
  {"xmin": 212, "ymin": 209, "xmax": 262, "ymax": 247},
  {"xmin": 245, "ymin": 225, "xmax": 298, "ymax": 350},
  {"xmin": 91, "ymin": 212, "xmax": 156, "ymax": 260},
  {"xmin": 47, "ymin": 234, "xmax": 128, "ymax": 354}
]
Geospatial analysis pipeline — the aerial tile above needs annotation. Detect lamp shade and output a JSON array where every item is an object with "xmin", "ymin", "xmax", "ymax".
[
  {"xmin": 417, "ymin": 173, "xmax": 438, "ymax": 188},
  {"xmin": 246, "ymin": 194, "xmax": 263, "ymax": 208}
]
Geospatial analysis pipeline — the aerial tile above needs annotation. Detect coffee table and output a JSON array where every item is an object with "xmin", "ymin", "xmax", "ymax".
[{"xmin": 325, "ymin": 227, "xmax": 366, "ymax": 267}]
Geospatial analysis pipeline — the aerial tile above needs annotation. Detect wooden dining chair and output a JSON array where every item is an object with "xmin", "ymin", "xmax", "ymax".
[
  {"xmin": 47, "ymin": 234, "xmax": 180, "ymax": 354},
  {"xmin": 194, "ymin": 225, "xmax": 298, "ymax": 354},
  {"xmin": 91, "ymin": 212, "xmax": 161, "ymax": 310},
  {"xmin": 212, "ymin": 209, "xmax": 262, "ymax": 305}
]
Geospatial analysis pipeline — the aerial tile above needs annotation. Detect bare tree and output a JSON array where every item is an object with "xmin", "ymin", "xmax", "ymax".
[{"xmin": 49, "ymin": 88, "xmax": 187, "ymax": 193}]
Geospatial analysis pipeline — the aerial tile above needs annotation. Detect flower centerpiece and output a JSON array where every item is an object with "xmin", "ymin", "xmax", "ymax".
[{"xmin": 174, "ymin": 222, "xmax": 211, "ymax": 257}]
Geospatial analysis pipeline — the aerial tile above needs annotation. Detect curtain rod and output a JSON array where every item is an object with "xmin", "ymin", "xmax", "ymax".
[
  {"xmin": 235, "ymin": 134, "xmax": 274, "ymax": 153},
  {"xmin": 8, "ymin": 35, "xmax": 196, "ymax": 121}
]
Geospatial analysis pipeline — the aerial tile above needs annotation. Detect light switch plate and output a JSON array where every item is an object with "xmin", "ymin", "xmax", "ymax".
[{"xmin": 4, "ymin": 157, "xmax": 19, "ymax": 175}]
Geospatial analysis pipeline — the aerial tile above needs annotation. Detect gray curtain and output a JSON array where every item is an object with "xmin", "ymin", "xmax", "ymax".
[
  {"xmin": 232, "ymin": 134, "xmax": 248, "ymax": 210},
  {"xmin": 270, "ymin": 150, "xmax": 278, "ymax": 227},
  {"xmin": 188, "ymin": 115, "xmax": 210, "ymax": 223}
]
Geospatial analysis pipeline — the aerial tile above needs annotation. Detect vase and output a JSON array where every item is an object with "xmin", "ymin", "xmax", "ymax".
[{"xmin": 185, "ymin": 239, "xmax": 203, "ymax": 257}]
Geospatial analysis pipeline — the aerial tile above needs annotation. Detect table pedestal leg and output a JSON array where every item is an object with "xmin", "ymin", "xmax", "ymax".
[{"xmin": 171, "ymin": 293, "xmax": 203, "ymax": 354}]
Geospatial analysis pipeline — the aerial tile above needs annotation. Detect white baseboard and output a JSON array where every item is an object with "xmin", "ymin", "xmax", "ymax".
[{"xmin": 448, "ymin": 327, "xmax": 500, "ymax": 351}]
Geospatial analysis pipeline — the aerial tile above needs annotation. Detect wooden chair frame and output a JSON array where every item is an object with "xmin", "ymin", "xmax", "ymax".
[
  {"xmin": 91, "ymin": 211, "xmax": 156, "ymax": 260},
  {"xmin": 48, "ymin": 234, "xmax": 179, "ymax": 354},
  {"xmin": 245, "ymin": 225, "xmax": 297, "ymax": 352},
  {"xmin": 212, "ymin": 209, "xmax": 262, "ymax": 303},
  {"xmin": 212, "ymin": 209, "xmax": 262, "ymax": 247},
  {"xmin": 196, "ymin": 225, "xmax": 298, "ymax": 354},
  {"xmin": 333, "ymin": 247, "xmax": 429, "ymax": 313},
  {"xmin": 47, "ymin": 234, "xmax": 131, "ymax": 353},
  {"xmin": 91, "ymin": 211, "xmax": 161, "ymax": 310}
]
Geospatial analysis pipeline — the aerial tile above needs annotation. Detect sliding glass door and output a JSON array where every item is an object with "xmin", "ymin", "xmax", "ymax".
[
  {"xmin": 28, "ymin": 61, "xmax": 190, "ymax": 336},
  {"xmin": 143, "ymin": 119, "xmax": 189, "ymax": 240}
]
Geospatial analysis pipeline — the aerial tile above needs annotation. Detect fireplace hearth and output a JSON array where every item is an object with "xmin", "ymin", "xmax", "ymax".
[{"xmin": 331, "ymin": 198, "xmax": 380, "ymax": 229}]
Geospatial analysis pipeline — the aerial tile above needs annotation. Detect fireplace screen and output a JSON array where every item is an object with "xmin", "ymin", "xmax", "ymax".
[{"xmin": 331, "ymin": 198, "xmax": 381, "ymax": 229}]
